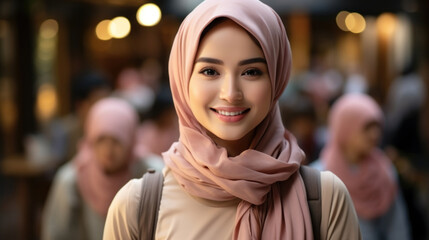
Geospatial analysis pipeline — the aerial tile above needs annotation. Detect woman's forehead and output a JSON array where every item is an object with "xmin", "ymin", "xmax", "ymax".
[{"xmin": 196, "ymin": 20, "xmax": 264, "ymax": 57}]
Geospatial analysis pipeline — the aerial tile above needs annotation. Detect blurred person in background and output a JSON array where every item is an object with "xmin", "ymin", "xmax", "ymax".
[
  {"xmin": 311, "ymin": 93, "xmax": 411, "ymax": 240},
  {"xmin": 41, "ymin": 97, "xmax": 162, "ymax": 240},
  {"xmin": 384, "ymin": 63, "xmax": 426, "ymax": 165},
  {"xmin": 139, "ymin": 58, "xmax": 164, "ymax": 93},
  {"xmin": 113, "ymin": 66, "xmax": 155, "ymax": 121},
  {"xmin": 301, "ymin": 45, "xmax": 344, "ymax": 124},
  {"xmin": 134, "ymin": 85, "xmax": 178, "ymax": 163},
  {"xmin": 45, "ymin": 70, "xmax": 111, "ymax": 165},
  {"xmin": 422, "ymin": 56, "xmax": 429, "ymax": 239},
  {"xmin": 343, "ymin": 64, "xmax": 369, "ymax": 94},
  {"xmin": 280, "ymin": 93, "xmax": 319, "ymax": 164},
  {"xmin": 281, "ymin": 54, "xmax": 345, "ymax": 163},
  {"xmin": 383, "ymin": 62, "xmax": 428, "ymax": 240}
]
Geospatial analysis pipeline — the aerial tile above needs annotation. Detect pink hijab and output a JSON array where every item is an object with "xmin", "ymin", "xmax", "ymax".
[
  {"xmin": 164, "ymin": 0, "xmax": 313, "ymax": 239},
  {"xmin": 75, "ymin": 97, "xmax": 139, "ymax": 217},
  {"xmin": 321, "ymin": 93, "xmax": 397, "ymax": 219}
]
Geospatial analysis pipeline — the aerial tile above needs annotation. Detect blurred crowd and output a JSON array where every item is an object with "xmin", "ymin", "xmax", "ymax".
[
  {"xmin": 280, "ymin": 56, "xmax": 429, "ymax": 239},
  {"xmin": 1, "ymin": 42, "xmax": 428, "ymax": 240}
]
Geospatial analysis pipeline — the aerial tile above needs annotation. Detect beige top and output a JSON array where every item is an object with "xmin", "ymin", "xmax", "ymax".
[{"xmin": 103, "ymin": 168, "xmax": 361, "ymax": 240}]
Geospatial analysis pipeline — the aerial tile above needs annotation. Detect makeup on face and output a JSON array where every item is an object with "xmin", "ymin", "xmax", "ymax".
[{"xmin": 189, "ymin": 20, "xmax": 271, "ymax": 149}]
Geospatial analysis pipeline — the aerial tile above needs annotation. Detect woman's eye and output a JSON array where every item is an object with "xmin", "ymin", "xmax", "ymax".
[
  {"xmin": 242, "ymin": 68, "xmax": 262, "ymax": 76},
  {"xmin": 200, "ymin": 68, "xmax": 218, "ymax": 76}
]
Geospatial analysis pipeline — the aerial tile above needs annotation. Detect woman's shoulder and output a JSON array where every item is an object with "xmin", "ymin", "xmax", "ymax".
[
  {"xmin": 320, "ymin": 171, "xmax": 347, "ymax": 193},
  {"xmin": 319, "ymin": 171, "xmax": 362, "ymax": 239},
  {"xmin": 320, "ymin": 170, "xmax": 354, "ymax": 205},
  {"xmin": 110, "ymin": 177, "xmax": 143, "ymax": 211},
  {"xmin": 307, "ymin": 161, "xmax": 349, "ymax": 199},
  {"xmin": 104, "ymin": 178, "xmax": 144, "ymax": 239},
  {"xmin": 51, "ymin": 161, "xmax": 78, "ymax": 188}
]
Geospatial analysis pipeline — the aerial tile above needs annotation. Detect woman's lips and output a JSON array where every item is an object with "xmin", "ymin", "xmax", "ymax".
[{"xmin": 211, "ymin": 107, "xmax": 250, "ymax": 122}]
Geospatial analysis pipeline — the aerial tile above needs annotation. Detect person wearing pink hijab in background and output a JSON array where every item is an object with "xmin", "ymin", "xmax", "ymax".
[
  {"xmin": 311, "ymin": 93, "xmax": 411, "ymax": 240},
  {"xmin": 42, "ymin": 97, "xmax": 161, "ymax": 240},
  {"xmin": 104, "ymin": 0, "xmax": 360, "ymax": 239}
]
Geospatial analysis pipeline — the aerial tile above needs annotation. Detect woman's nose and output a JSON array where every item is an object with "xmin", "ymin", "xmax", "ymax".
[
  {"xmin": 367, "ymin": 126, "xmax": 381, "ymax": 147},
  {"xmin": 219, "ymin": 74, "xmax": 243, "ymax": 102}
]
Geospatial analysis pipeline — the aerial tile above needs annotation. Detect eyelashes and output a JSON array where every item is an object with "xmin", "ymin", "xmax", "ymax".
[
  {"xmin": 199, "ymin": 67, "xmax": 219, "ymax": 76},
  {"xmin": 197, "ymin": 67, "xmax": 264, "ymax": 78},
  {"xmin": 242, "ymin": 68, "xmax": 263, "ymax": 76}
]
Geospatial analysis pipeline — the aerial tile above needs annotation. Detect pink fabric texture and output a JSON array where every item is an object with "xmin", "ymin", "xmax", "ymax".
[
  {"xmin": 75, "ymin": 97, "xmax": 139, "ymax": 217},
  {"xmin": 321, "ymin": 93, "xmax": 397, "ymax": 219},
  {"xmin": 164, "ymin": 0, "xmax": 313, "ymax": 239}
]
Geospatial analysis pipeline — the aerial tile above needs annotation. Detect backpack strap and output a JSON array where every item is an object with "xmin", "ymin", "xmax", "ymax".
[
  {"xmin": 300, "ymin": 165, "xmax": 322, "ymax": 240},
  {"xmin": 138, "ymin": 169, "xmax": 164, "ymax": 240}
]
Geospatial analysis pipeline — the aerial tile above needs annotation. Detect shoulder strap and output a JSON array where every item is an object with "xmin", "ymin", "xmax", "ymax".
[
  {"xmin": 138, "ymin": 169, "xmax": 164, "ymax": 240},
  {"xmin": 300, "ymin": 165, "xmax": 322, "ymax": 240}
]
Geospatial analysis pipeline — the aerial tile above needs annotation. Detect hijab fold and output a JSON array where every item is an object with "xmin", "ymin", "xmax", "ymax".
[{"xmin": 165, "ymin": 0, "xmax": 313, "ymax": 239}]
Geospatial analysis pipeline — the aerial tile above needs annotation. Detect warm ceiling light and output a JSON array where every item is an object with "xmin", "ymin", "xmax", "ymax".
[
  {"xmin": 40, "ymin": 19, "xmax": 59, "ymax": 39},
  {"xmin": 109, "ymin": 16, "xmax": 131, "ymax": 39},
  {"xmin": 36, "ymin": 83, "xmax": 57, "ymax": 121},
  {"xmin": 137, "ymin": 3, "xmax": 162, "ymax": 27},
  {"xmin": 377, "ymin": 13, "xmax": 396, "ymax": 39},
  {"xmin": 336, "ymin": 11, "xmax": 349, "ymax": 32},
  {"xmin": 95, "ymin": 19, "xmax": 112, "ymax": 40},
  {"xmin": 345, "ymin": 12, "xmax": 366, "ymax": 33}
]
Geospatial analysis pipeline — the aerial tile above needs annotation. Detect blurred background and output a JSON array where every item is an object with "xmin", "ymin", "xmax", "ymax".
[{"xmin": 0, "ymin": 0, "xmax": 428, "ymax": 239}]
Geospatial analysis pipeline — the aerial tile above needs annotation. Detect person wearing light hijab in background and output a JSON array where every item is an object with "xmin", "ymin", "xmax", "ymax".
[
  {"xmin": 42, "ymin": 97, "xmax": 162, "ymax": 240},
  {"xmin": 311, "ymin": 93, "xmax": 411, "ymax": 240},
  {"xmin": 104, "ymin": 0, "xmax": 360, "ymax": 239}
]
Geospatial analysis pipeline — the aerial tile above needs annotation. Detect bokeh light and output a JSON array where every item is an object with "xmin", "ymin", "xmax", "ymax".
[
  {"xmin": 377, "ymin": 13, "xmax": 396, "ymax": 39},
  {"xmin": 345, "ymin": 12, "xmax": 366, "ymax": 33},
  {"xmin": 36, "ymin": 83, "xmax": 57, "ymax": 121},
  {"xmin": 336, "ymin": 11, "xmax": 349, "ymax": 32},
  {"xmin": 109, "ymin": 16, "xmax": 131, "ymax": 39},
  {"xmin": 137, "ymin": 3, "xmax": 162, "ymax": 27},
  {"xmin": 95, "ymin": 19, "xmax": 112, "ymax": 41},
  {"xmin": 40, "ymin": 19, "xmax": 59, "ymax": 39},
  {"xmin": 337, "ymin": 11, "xmax": 366, "ymax": 34}
]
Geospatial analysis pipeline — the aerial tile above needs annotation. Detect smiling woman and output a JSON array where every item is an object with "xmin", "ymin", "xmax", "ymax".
[
  {"xmin": 103, "ymin": 0, "xmax": 361, "ymax": 239},
  {"xmin": 189, "ymin": 19, "xmax": 271, "ymax": 154}
]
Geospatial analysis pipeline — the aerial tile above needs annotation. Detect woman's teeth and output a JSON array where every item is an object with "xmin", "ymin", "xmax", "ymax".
[{"xmin": 217, "ymin": 110, "xmax": 245, "ymax": 116}]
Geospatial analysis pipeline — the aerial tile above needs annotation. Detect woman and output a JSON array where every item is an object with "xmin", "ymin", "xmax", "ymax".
[
  {"xmin": 42, "ymin": 97, "xmax": 161, "ymax": 240},
  {"xmin": 312, "ymin": 93, "xmax": 411, "ymax": 240},
  {"xmin": 104, "ymin": 0, "xmax": 360, "ymax": 239}
]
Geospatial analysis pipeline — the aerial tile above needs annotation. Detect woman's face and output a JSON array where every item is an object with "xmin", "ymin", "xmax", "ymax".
[
  {"xmin": 345, "ymin": 121, "xmax": 382, "ymax": 160},
  {"xmin": 93, "ymin": 135, "xmax": 129, "ymax": 174},
  {"xmin": 189, "ymin": 20, "xmax": 271, "ymax": 151}
]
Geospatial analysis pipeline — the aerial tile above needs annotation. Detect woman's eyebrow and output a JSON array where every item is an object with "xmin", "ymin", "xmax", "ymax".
[
  {"xmin": 195, "ymin": 57, "xmax": 223, "ymax": 65},
  {"xmin": 195, "ymin": 57, "xmax": 266, "ymax": 66},
  {"xmin": 238, "ymin": 57, "xmax": 266, "ymax": 66}
]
